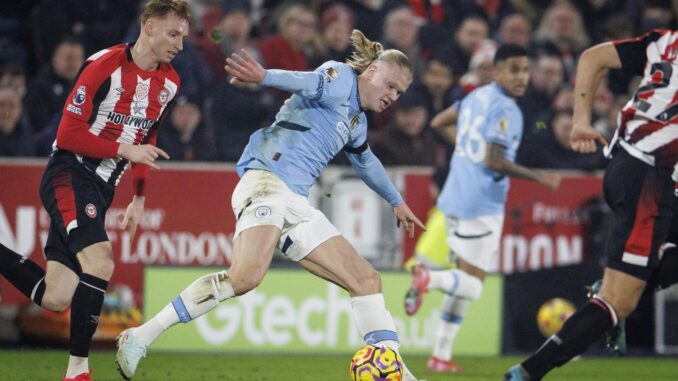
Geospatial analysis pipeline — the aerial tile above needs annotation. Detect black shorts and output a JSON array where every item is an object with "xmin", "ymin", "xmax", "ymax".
[
  {"xmin": 602, "ymin": 147, "xmax": 676, "ymax": 280},
  {"xmin": 39, "ymin": 151, "xmax": 115, "ymax": 274}
]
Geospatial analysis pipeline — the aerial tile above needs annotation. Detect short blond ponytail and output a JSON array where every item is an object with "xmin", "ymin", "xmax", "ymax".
[
  {"xmin": 346, "ymin": 30, "xmax": 384, "ymax": 73},
  {"xmin": 346, "ymin": 29, "xmax": 412, "ymax": 81}
]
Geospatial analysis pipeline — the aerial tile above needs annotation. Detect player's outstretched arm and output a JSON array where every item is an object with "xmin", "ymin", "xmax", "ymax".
[
  {"xmin": 571, "ymin": 43, "xmax": 620, "ymax": 153},
  {"xmin": 485, "ymin": 142, "xmax": 561, "ymax": 190},
  {"xmin": 225, "ymin": 49, "xmax": 336, "ymax": 100},
  {"xmin": 117, "ymin": 143, "xmax": 169, "ymax": 169},
  {"xmin": 225, "ymin": 49, "xmax": 266, "ymax": 85}
]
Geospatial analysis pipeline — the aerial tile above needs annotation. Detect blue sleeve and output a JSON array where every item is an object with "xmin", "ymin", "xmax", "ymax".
[
  {"xmin": 485, "ymin": 103, "xmax": 519, "ymax": 148},
  {"xmin": 261, "ymin": 69, "xmax": 324, "ymax": 100},
  {"xmin": 345, "ymin": 146, "xmax": 404, "ymax": 207},
  {"xmin": 260, "ymin": 62, "xmax": 351, "ymax": 103}
]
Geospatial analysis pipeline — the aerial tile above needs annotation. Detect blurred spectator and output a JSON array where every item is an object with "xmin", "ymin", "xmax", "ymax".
[
  {"xmin": 0, "ymin": 87, "xmax": 35, "ymax": 157},
  {"xmin": 534, "ymin": 0, "xmax": 590, "ymax": 76},
  {"xmin": 600, "ymin": 13, "xmax": 635, "ymax": 42},
  {"xmin": 185, "ymin": 0, "xmax": 223, "ymax": 35},
  {"xmin": 259, "ymin": 2, "xmax": 318, "ymax": 104},
  {"xmin": 569, "ymin": 0, "xmax": 626, "ymax": 43},
  {"xmin": 168, "ymin": 40, "xmax": 215, "ymax": 105},
  {"xmin": 594, "ymin": 96, "xmax": 628, "ymax": 141},
  {"xmin": 339, "ymin": 0, "xmax": 403, "ymax": 42},
  {"xmin": 516, "ymin": 109, "xmax": 606, "ymax": 170},
  {"xmin": 0, "ymin": 13, "xmax": 29, "ymax": 70},
  {"xmin": 592, "ymin": 75, "xmax": 615, "ymax": 121},
  {"xmin": 259, "ymin": 2, "xmax": 317, "ymax": 71},
  {"xmin": 32, "ymin": 0, "xmax": 137, "ymax": 63},
  {"xmin": 451, "ymin": 0, "xmax": 516, "ymax": 31},
  {"xmin": 382, "ymin": 6, "xmax": 426, "ymax": 79},
  {"xmin": 310, "ymin": 3, "xmax": 355, "ymax": 68},
  {"xmin": 0, "ymin": 64, "xmax": 27, "ymax": 98},
  {"xmin": 600, "ymin": 14, "xmax": 636, "ymax": 95},
  {"xmin": 209, "ymin": 78, "xmax": 277, "ymax": 162},
  {"xmin": 453, "ymin": 39, "xmax": 497, "ymax": 99},
  {"xmin": 519, "ymin": 53, "xmax": 565, "ymax": 126},
  {"xmin": 497, "ymin": 13, "xmax": 532, "ymax": 49},
  {"xmin": 551, "ymin": 84, "xmax": 575, "ymax": 112},
  {"xmin": 638, "ymin": 1, "xmax": 674, "ymax": 32},
  {"xmin": 371, "ymin": 89, "xmax": 435, "ymax": 166},
  {"xmin": 420, "ymin": 56, "xmax": 455, "ymax": 120},
  {"xmin": 24, "ymin": 35, "xmax": 84, "ymax": 134},
  {"xmin": 197, "ymin": 0, "xmax": 260, "ymax": 83},
  {"xmin": 157, "ymin": 99, "xmax": 215, "ymax": 161},
  {"xmin": 438, "ymin": 16, "xmax": 489, "ymax": 77}
]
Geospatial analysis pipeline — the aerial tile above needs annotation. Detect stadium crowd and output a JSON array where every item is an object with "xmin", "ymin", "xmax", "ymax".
[{"xmin": 0, "ymin": 0, "xmax": 674, "ymax": 170}]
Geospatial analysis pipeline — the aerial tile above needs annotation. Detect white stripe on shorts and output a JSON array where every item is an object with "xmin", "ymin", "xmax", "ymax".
[{"xmin": 621, "ymin": 252, "xmax": 649, "ymax": 266}]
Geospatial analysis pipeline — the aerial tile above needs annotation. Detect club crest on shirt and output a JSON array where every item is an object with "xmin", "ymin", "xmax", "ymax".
[
  {"xmin": 255, "ymin": 206, "xmax": 271, "ymax": 218},
  {"xmin": 158, "ymin": 88, "xmax": 170, "ymax": 104},
  {"xmin": 135, "ymin": 83, "xmax": 149, "ymax": 100},
  {"xmin": 73, "ymin": 86, "xmax": 86, "ymax": 106},
  {"xmin": 85, "ymin": 203, "xmax": 97, "ymax": 218},
  {"xmin": 350, "ymin": 114, "xmax": 360, "ymax": 130},
  {"xmin": 499, "ymin": 117, "xmax": 508, "ymax": 132},
  {"xmin": 324, "ymin": 67, "xmax": 339, "ymax": 81}
]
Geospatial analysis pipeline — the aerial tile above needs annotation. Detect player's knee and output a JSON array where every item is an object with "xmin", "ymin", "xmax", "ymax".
[
  {"xmin": 78, "ymin": 244, "xmax": 115, "ymax": 279},
  {"xmin": 230, "ymin": 273, "xmax": 263, "ymax": 296},
  {"xmin": 451, "ymin": 269, "xmax": 483, "ymax": 300},
  {"xmin": 465, "ymin": 275, "xmax": 483, "ymax": 300},
  {"xmin": 41, "ymin": 292, "xmax": 70, "ymax": 312}
]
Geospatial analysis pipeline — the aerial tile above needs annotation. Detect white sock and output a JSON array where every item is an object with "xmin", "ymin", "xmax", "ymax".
[
  {"xmin": 433, "ymin": 295, "xmax": 468, "ymax": 361},
  {"xmin": 135, "ymin": 271, "xmax": 235, "ymax": 345},
  {"xmin": 350, "ymin": 293, "xmax": 399, "ymax": 349},
  {"xmin": 429, "ymin": 269, "xmax": 483, "ymax": 300},
  {"xmin": 65, "ymin": 355, "xmax": 88, "ymax": 378},
  {"xmin": 134, "ymin": 304, "xmax": 177, "ymax": 345}
]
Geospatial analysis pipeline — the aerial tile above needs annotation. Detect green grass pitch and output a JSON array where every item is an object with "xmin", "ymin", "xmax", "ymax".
[{"xmin": 0, "ymin": 350, "xmax": 677, "ymax": 380}]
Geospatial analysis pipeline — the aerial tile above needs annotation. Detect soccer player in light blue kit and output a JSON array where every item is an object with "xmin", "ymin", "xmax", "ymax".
[
  {"xmin": 403, "ymin": 44, "xmax": 562, "ymax": 373},
  {"xmin": 115, "ymin": 30, "xmax": 426, "ymax": 380}
]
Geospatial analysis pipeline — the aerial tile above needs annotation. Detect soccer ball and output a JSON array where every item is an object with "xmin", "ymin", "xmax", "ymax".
[
  {"xmin": 537, "ymin": 297, "xmax": 576, "ymax": 337},
  {"xmin": 349, "ymin": 345, "xmax": 404, "ymax": 381}
]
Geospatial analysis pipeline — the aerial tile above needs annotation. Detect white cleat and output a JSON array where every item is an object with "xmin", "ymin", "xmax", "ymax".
[{"xmin": 115, "ymin": 328, "xmax": 148, "ymax": 380}]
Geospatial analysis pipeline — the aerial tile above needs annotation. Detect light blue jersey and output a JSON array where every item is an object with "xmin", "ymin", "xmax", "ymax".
[
  {"xmin": 237, "ymin": 61, "xmax": 403, "ymax": 206},
  {"xmin": 437, "ymin": 83, "xmax": 523, "ymax": 219}
]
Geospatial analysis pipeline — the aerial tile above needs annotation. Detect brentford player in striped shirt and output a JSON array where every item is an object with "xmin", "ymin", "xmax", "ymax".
[
  {"xmin": 504, "ymin": 30, "xmax": 678, "ymax": 381},
  {"xmin": 0, "ymin": 1, "xmax": 189, "ymax": 380}
]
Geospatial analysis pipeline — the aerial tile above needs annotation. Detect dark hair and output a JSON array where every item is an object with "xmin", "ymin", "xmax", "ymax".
[{"xmin": 493, "ymin": 43, "xmax": 528, "ymax": 64}]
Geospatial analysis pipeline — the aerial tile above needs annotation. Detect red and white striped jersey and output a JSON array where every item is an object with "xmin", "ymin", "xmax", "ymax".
[{"xmin": 54, "ymin": 43, "xmax": 180, "ymax": 187}]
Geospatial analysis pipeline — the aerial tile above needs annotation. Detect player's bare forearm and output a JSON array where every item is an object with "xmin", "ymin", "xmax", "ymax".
[
  {"xmin": 435, "ymin": 125, "xmax": 457, "ymax": 145},
  {"xmin": 486, "ymin": 143, "xmax": 561, "ymax": 189},
  {"xmin": 573, "ymin": 43, "xmax": 621, "ymax": 125},
  {"xmin": 486, "ymin": 143, "xmax": 539, "ymax": 181},
  {"xmin": 431, "ymin": 107, "xmax": 457, "ymax": 130},
  {"xmin": 431, "ymin": 107, "xmax": 458, "ymax": 144}
]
